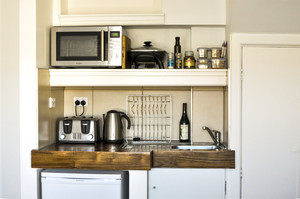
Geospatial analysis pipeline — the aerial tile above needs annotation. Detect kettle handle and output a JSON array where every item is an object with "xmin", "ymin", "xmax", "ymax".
[{"xmin": 120, "ymin": 112, "xmax": 131, "ymax": 129}]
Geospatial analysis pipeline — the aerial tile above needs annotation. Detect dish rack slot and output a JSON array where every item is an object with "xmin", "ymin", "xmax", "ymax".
[{"xmin": 126, "ymin": 95, "xmax": 172, "ymax": 143}]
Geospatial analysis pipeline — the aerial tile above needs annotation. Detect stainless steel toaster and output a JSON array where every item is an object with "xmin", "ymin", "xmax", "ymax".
[{"xmin": 58, "ymin": 117, "xmax": 100, "ymax": 143}]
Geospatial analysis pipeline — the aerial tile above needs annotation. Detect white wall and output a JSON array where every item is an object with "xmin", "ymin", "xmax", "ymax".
[
  {"xmin": 0, "ymin": 0, "xmax": 38, "ymax": 198},
  {"xmin": 228, "ymin": 0, "xmax": 300, "ymax": 33},
  {"xmin": 0, "ymin": 0, "xmax": 21, "ymax": 198},
  {"xmin": 36, "ymin": 0, "xmax": 52, "ymax": 68},
  {"xmin": 19, "ymin": 0, "xmax": 38, "ymax": 198}
]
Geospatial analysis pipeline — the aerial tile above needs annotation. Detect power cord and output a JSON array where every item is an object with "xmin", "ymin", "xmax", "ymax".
[
  {"xmin": 80, "ymin": 100, "xmax": 86, "ymax": 116},
  {"xmin": 74, "ymin": 100, "xmax": 80, "ymax": 116},
  {"xmin": 74, "ymin": 100, "xmax": 86, "ymax": 117}
]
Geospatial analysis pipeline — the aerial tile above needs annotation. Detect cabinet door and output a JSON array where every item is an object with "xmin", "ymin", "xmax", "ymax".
[
  {"xmin": 163, "ymin": 0, "xmax": 226, "ymax": 25},
  {"xmin": 241, "ymin": 46, "xmax": 300, "ymax": 198},
  {"xmin": 129, "ymin": 171, "xmax": 147, "ymax": 199},
  {"xmin": 149, "ymin": 168, "xmax": 225, "ymax": 199}
]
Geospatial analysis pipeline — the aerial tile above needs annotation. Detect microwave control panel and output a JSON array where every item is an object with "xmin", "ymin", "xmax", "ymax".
[{"xmin": 108, "ymin": 26, "xmax": 122, "ymax": 67}]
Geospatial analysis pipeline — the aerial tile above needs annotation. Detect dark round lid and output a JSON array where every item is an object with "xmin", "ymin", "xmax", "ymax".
[{"xmin": 130, "ymin": 41, "xmax": 165, "ymax": 52}]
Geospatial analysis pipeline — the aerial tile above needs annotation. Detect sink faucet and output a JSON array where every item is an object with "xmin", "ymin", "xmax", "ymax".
[{"xmin": 202, "ymin": 126, "xmax": 226, "ymax": 149}]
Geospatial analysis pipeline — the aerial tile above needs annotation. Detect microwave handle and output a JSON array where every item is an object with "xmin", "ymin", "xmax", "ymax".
[{"xmin": 101, "ymin": 30, "xmax": 104, "ymax": 62}]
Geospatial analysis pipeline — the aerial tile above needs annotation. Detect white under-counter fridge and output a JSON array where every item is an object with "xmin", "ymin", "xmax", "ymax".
[{"xmin": 41, "ymin": 169, "xmax": 129, "ymax": 199}]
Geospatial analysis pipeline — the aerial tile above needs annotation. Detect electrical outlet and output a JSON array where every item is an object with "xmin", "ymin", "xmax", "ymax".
[{"xmin": 74, "ymin": 97, "xmax": 88, "ymax": 106}]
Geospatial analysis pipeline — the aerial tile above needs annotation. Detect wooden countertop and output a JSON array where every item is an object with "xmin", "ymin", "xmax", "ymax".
[{"xmin": 31, "ymin": 143, "xmax": 235, "ymax": 170}]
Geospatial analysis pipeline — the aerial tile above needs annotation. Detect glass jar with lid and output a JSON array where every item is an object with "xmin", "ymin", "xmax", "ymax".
[
  {"xmin": 184, "ymin": 51, "xmax": 195, "ymax": 69},
  {"xmin": 167, "ymin": 52, "xmax": 174, "ymax": 69},
  {"xmin": 175, "ymin": 53, "xmax": 183, "ymax": 69}
]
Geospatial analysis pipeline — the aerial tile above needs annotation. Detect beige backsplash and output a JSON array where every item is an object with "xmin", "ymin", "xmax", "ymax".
[{"xmin": 64, "ymin": 86, "xmax": 225, "ymax": 142}]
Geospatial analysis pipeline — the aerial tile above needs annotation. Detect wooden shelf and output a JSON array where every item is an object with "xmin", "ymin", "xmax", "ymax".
[{"xmin": 48, "ymin": 69, "xmax": 228, "ymax": 87}]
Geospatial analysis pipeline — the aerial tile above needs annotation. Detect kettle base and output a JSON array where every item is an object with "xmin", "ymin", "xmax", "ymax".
[{"xmin": 104, "ymin": 140, "xmax": 124, "ymax": 143}]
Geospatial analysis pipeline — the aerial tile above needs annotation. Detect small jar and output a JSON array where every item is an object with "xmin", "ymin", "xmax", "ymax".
[
  {"xmin": 184, "ymin": 51, "xmax": 195, "ymax": 69},
  {"xmin": 175, "ymin": 53, "xmax": 182, "ymax": 69},
  {"xmin": 197, "ymin": 58, "xmax": 211, "ymax": 69},
  {"xmin": 211, "ymin": 58, "xmax": 226, "ymax": 69},
  {"xmin": 197, "ymin": 58, "xmax": 209, "ymax": 64},
  {"xmin": 197, "ymin": 48, "xmax": 210, "ymax": 58},
  {"xmin": 197, "ymin": 63, "xmax": 209, "ymax": 69},
  {"xmin": 211, "ymin": 48, "xmax": 222, "ymax": 58},
  {"xmin": 167, "ymin": 52, "xmax": 174, "ymax": 69}
]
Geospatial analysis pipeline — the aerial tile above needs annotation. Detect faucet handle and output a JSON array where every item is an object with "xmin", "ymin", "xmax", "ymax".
[
  {"xmin": 213, "ymin": 130, "xmax": 226, "ymax": 149},
  {"xmin": 213, "ymin": 130, "xmax": 221, "ymax": 147}
]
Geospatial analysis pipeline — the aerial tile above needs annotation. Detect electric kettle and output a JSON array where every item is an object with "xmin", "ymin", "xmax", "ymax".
[{"xmin": 103, "ymin": 110, "xmax": 131, "ymax": 142}]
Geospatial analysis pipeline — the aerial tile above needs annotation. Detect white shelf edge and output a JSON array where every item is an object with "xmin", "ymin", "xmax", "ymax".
[
  {"xmin": 49, "ymin": 69, "xmax": 228, "ymax": 87},
  {"xmin": 58, "ymin": 14, "xmax": 165, "ymax": 26}
]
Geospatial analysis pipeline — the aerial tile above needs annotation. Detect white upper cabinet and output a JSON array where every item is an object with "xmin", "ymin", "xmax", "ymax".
[
  {"xmin": 54, "ymin": 0, "xmax": 165, "ymax": 26},
  {"xmin": 163, "ymin": 0, "xmax": 226, "ymax": 25},
  {"xmin": 54, "ymin": 0, "xmax": 226, "ymax": 26}
]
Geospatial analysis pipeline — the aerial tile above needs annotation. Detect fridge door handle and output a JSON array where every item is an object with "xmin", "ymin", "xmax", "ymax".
[{"xmin": 42, "ymin": 177, "xmax": 121, "ymax": 184}]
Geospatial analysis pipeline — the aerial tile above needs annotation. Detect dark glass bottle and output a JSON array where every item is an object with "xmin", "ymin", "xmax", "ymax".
[
  {"xmin": 179, "ymin": 103, "xmax": 190, "ymax": 142},
  {"xmin": 174, "ymin": 37, "xmax": 181, "ymax": 68}
]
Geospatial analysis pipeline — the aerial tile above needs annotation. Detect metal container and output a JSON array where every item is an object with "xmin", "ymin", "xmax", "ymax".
[
  {"xmin": 211, "ymin": 48, "xmax": 222, "ymax": 58},
  {"xmin": 211, "ymin": 58, "xmax": 226, "ymax": 69},
  {"xmin": 197, "ymin": 48, "xmax": 210, "ymax": 58}
]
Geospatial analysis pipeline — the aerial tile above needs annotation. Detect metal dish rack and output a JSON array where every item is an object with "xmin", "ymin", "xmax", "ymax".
[{"xmin": 126, "ymin": 95, "xmax": 172, "ymax": 144}]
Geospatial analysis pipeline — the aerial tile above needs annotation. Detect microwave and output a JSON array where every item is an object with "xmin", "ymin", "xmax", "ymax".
[{"xmin": 51, "ymin": 26, "xmax": 126, "ymax": 68}]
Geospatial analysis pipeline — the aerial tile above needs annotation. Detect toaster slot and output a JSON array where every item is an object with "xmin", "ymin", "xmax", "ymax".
[
  {"xmin": 63, "ymin": 120, "xmax": 72, "ymax": 134},
  {"xmin": 81, "ymin": 120, "xmax": 90, "ymax": 134}
]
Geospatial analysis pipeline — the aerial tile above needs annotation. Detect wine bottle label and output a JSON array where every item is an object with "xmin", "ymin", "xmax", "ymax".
[{"xmin": 180, "ymin": 124, "xmax": 189, "ymax": 140}]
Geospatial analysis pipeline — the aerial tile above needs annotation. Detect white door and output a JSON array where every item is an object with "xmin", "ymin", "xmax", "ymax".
[{"xmin": 241, "ymin": 46, "xmax": 300, "ymax": 198}]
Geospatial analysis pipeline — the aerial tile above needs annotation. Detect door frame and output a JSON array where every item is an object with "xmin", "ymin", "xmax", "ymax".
[{"xmin": 227, "ymin": 33, "xmax": 300, "ymax": 199}]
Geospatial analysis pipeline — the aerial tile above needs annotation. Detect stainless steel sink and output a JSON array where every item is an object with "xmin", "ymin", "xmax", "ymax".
[{"xmin": 171, "ymin": 145, "xmax": 217, "ymax": 150}]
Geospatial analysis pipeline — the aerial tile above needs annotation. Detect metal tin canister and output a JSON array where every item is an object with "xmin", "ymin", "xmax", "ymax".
[
  {"xmin": 211, "ymin": 48, "xmax": 222, "ymax": 58},
  {"xmin": 197, "ymin": 48, "xmax": 210, "ymax": 58},
  {"xmin": 211, "ymin": 58, "xmax": 226, "ymax": 69}
]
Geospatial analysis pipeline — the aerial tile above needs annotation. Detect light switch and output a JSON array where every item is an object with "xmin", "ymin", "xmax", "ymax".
[{"xmin": 48, "ymin": 97, "xmax": 56, "ymax": 108}]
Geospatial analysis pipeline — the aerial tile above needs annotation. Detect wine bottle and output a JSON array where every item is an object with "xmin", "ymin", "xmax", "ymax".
[
  {"xmin": 179, "ymin": 103, "xmax": 190, "ymax": 142},
  {"xmin": 174, "ymin": 37, "xmax": 181, "ymax": 68}
]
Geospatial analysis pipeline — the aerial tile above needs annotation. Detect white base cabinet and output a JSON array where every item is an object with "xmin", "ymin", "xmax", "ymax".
[
  {"xmin": 129, "ymin": 171, "xmax": 148, "ymax": 199},
  {"xmin": 149, "ymin": 168, "xmax": 225, "ymax": 199}
]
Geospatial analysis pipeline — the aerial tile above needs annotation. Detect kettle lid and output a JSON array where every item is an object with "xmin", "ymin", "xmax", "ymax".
[{"xmin": 107, "ymin": 110, "xmax": 120, "ymax": 114}]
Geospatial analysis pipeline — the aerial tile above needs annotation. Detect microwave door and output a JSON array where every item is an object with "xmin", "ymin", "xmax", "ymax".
[{"xmin": 52, "ymin": 29, "xmax": 109, "ymax": 67}]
